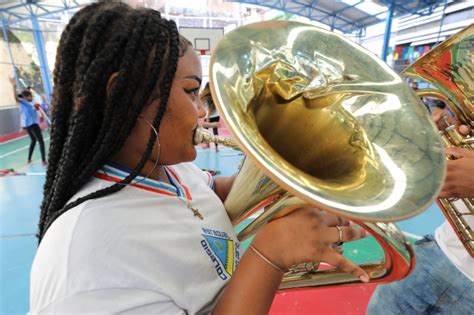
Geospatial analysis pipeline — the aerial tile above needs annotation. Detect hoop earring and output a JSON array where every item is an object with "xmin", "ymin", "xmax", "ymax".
[
  {"xmin": 136, "ymin": 115, "xmax": 161, "ymax": 181},
  {"xmin": 105, "ymin": 116, "xmax": 161, "ymax": 186}
]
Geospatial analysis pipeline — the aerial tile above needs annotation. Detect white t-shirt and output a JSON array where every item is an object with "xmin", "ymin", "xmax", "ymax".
[
  {"xmin": 29, "ymin": 163, "xmax": 241, "ymax": 314},
  {"xmin": 435, "ymin": 199, "xmax": 474, "ymax": 281}
]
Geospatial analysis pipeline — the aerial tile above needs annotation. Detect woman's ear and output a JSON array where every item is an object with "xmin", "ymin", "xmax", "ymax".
[{"xmin": 106, "ymin": 72, "xmax": 119, "ymax": 98}]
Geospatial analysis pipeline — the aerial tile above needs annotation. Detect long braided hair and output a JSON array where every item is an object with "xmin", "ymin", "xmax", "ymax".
[{"xmin": 38, "ymin": 2, "xmax": 189, "ymax": 241}]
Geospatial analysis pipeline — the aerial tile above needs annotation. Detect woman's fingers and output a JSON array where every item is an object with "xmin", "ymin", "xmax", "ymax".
[
  {"xmin": 297, "ymin": 207, "xmax": 350, "ymax": 227},
  {"xmin": 332, "ymin": 226, "xmax": 367, "ymax": 243},
  {"xmin": 446, "ymin": 147, "xmax": 474, "ymax": 159},
  {"xmin": 319, "ymin": 212, "xmax": 350, "ymax": 227},
  {"xmin": 445, "ymin": 147, "xmax": 469, "ymax": 159},
  {"xmin": 312, "ymin": 226, "xmax": 367, "ymax": 245},
  {"xmin": 321, "ymin": 248, "xmax": 370, "ymax": 283}
]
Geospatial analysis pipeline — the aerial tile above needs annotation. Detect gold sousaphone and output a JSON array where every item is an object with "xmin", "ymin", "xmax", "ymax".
[
  {"xmin": 195, "ymin": 21, "xmax": 445, "ymax": 288},
  {"xmin": 403, "ymin": 24, "xmax": 474, "ymax": 256}
]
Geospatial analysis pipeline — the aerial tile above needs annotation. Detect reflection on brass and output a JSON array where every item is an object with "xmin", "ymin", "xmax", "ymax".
[
  {"xmin": 250, "ymin": 62, "xmax": 374, "ymax": 189},
  {"xmin": 198, "ymin": 21, "xmax": 446, "ymax": 288},
  {"xmin": 403, "ymin": 24, "xmax": 474, "ymax": 257}
]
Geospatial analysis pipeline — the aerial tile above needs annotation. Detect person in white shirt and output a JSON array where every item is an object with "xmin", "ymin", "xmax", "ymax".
[
  {"xmin": 30, "ymin": 3, "xmax": 369, "ymax": 314},
  {"xmin": 367, "ymin": 133, "xmax": 473, "ymax": 313}
]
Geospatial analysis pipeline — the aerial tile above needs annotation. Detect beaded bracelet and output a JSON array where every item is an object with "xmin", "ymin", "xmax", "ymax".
[{"xmin": 249, "ymin": 244, "xmax": 287, "ymax": 272}]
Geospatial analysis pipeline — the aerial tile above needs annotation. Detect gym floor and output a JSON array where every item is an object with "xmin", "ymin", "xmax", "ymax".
[{"xmin": 0, "ymin": 131, "xmax": 445, "ymax": 314}]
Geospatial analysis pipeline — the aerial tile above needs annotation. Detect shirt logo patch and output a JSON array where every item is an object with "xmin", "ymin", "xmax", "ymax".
[{"xmin": 201, "ymin": 228, "xmax": 240, "ymax": 280}]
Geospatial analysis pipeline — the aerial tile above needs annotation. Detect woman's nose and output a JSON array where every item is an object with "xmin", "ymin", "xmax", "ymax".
[{"xmin": 197, "ymin": 99, "xmax": 206, "ymax": 118}]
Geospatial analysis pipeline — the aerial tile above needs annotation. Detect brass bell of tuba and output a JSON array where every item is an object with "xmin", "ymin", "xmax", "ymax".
[
  {"xmin": 194, "ymin": 21, "xmax": 445, "ymax": 289},
  {"xmin": 403, "ymin": 24, "xmax": 474, "ymax": 256}
]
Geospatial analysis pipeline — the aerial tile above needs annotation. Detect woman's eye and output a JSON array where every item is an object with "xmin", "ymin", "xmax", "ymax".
[{"xmin": 185, "ymin": 88, "xmax": 200, "ymax": 96}]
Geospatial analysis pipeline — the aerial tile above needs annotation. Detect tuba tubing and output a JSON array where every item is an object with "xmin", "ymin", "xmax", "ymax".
[{"xmin": 194, "ymin": 127, "xmax": 416, "ymax": 288}]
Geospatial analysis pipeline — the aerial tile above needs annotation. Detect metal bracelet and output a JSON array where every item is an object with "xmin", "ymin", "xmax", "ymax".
[{"xmin": 249, "ymin": 244, "xmax": 287, "ymax": 272}]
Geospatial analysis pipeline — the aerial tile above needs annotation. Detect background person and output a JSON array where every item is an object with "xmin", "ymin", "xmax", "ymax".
[
  {"xmin": 367, "ymin": 124, "xmax": 473, "ymax": 314},
  {"xmin": 431, "ymin": 99, "xmax": 461, "ymax": 131},
  {"xmin": 9, "ymin": 78, "xmax": 47, "ymax": 165},
  {"xmin": 201, "ymin": 82, "xmax": 221, "ymax": 150}
]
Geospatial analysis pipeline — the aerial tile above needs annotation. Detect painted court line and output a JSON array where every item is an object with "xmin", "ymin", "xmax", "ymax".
[
  {"xmin": 0, "ymin": 145, "xmax": 31, "ymax": 158},
  {"xmin": 0, "ymin": 137, "xmax": 50, "ymax": 158},
  {"xmin": 17, "ymin": 161, "xmax": 45, "ymax": 172},
  {"xmin": 0, "ymin": 233, "xmax": 36, "ymax": 240},
  {"xmin": 0, "ymin": 134, "xmax": 28, "ymax": 145}
]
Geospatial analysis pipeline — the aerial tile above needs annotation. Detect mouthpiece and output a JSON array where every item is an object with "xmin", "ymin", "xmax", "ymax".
[{"xmin": 193, "ymin": 126, "xmax": 240, "ymax": 150}]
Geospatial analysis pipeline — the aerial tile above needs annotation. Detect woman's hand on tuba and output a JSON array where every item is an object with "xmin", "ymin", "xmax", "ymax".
[{"xmin": 251, "ymin": 207, "xmax": 370, "ymax": 283}]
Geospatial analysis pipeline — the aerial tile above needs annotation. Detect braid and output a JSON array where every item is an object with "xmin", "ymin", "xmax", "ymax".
[
  {"xmin": 44, "ymin": 11, "xmax": 129, "ymax": 217},
  {"xmin": 51, "ymin": 3, "xmax": 100, "ymax": 89},
  {"xmin": 38, "ymin": 3, "xmax": 185, "ymax": 240},
  {"xmin": 39, "ymin": 6, "xmax": 98, "ymax": 229},
  {"xmin": 154, "ymin": 21, "xmax": 180, "ymax": 127},
  {"xmin": 54, "ymin": 12, "xmax": 145, "ymax": 198},
  {"xmin": 70, "ymin": 12, "xmax": 166, "ymax": 181},
  {"xmin": 72, "ymin": 9, "xmax": 124, "ymax": 99},
  {"xmin": 112, "ymin": 17, "xmax": 173, "ymax": 148}
]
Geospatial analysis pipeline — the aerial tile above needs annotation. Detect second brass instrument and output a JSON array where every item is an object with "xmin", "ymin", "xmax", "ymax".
[{"xmin": 403, "ymin": 24, "xmax": 474, "ymax": 256}]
